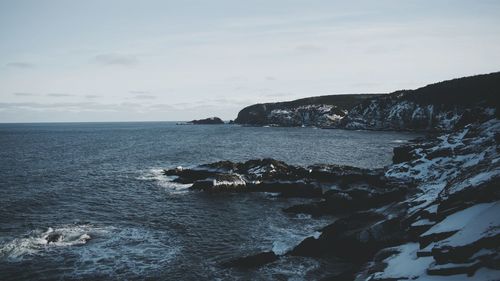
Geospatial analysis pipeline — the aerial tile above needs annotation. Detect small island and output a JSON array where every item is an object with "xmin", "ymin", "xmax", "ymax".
[{"xmin": 187, "ymin": 117, "xmax": 225, "ymax": 125}]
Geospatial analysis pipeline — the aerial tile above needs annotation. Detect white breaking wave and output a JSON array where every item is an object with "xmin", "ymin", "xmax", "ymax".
[
  {"xmin": 136, "ymin": 168, "xmax": 191, "ymax": 194},
  {"xmin": 0, "ymin": 224, "xmax": 103, "ymax": 261},
  {"xmin": 0, "ymin": 224, "xmax": 180, "ymax": 278}
]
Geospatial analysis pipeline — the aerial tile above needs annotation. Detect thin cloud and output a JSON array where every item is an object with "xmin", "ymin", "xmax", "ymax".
[
  {"xmin": 133, "ymin": 95, "xmax": 157, "ymax": 100},
  {"xmin": 264, "ymin": 92, "xmax": 292, "ymax": 98},
  {"xmin": 13, "ymin": 92, "xmax": 37, "ymax": 96},
  {"xmin": 47, "ymin": 93, "xmax": 73, "ymax": 97},
  {"xmin": 129, "ymin": 90, "xmax": 150, "ymax": 94},
  {"xmin": 94, "ymin": 53, "xmax": 139, "ymax": 66},
  {"xmin": 0, "ymin": 102, "xmax": 154, "ymax": 112},
  {"xmin": 85, "ymin": 95, "xmax": 100, "ymax": 99},
  {"xmin": 6, "ymin": 62, "xmax": 35, "ymax": 69},
  {"xmin": 295, "ymin": 44, "xmax": 326, "ymax": 53}
]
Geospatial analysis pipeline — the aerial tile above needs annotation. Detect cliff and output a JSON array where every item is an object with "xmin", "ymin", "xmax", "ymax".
[
  {"xmin": 234, "ymin": 94, "xmax": 381, "ymax": 127},
  {"xmin": 235, "ymin": 72, "xmax": 500, "ymax": 131}
]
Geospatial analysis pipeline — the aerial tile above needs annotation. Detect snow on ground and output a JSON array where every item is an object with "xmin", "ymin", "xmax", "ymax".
[
  {"xmin": 364, "ymin": 117, "xmax": 500, "ymax": 280},
  {"xmin": 371, "ymin": 243, "xmax": 433, "ymax": 280},
  {"xmin": 421, "ymin": 202, "xmax": 496, "ymax": 237},
  {"xmin": 435, "ymin": 201, "xmax": 500, "ymax": 248}
]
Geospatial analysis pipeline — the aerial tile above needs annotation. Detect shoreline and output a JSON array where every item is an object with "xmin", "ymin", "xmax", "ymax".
[{"xmin": 163, "ymin": 116, "xmax": 500, "ymax": 280}]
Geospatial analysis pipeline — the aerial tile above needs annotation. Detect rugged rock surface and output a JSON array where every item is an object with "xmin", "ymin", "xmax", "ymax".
[
  {"xmin": 235, "ymin": 72, "xmax": 500, "ymax": 131},
  {"xmin": 353, "ymin": 117, "xmax": 500, "ymax": 280},
  {"xmin": 187, "ymin": 117, "xmax": 225, "ymax": 124},
  {"xmin": 234, "ymin": 94, "xmax": 380, "ymax": 127},
  {"xmin": 163, "ymin": 159, "xmax": 399, "ymax": 201},
  {"xmin": 222, "ymin": 251, "xmax": 278, "ymax": 268}
]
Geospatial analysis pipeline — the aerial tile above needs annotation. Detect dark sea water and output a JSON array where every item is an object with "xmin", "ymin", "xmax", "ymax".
[{"xmin": 0, "ymin": 122, "xmax": 419, "ymax": 280}]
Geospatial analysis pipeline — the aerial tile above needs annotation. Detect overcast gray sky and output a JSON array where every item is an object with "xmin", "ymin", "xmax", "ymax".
[{"xmin": 1, "ymin": 0, "xmax": 500, "ymax": 122}]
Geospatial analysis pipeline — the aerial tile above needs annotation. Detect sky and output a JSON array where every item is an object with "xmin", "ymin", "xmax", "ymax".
[{"xmin": 1, "ymin": 0, "xmax": 500, "ymax": 122}]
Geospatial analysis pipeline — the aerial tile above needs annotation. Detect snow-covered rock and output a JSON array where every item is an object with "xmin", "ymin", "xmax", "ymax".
[
  {"xmin": 235, "ymin": 72, "xmax": 500, "ymax": 130},
  {"xmin": 267, "ymin": 104, "xmax": 347, "ymax": 127},
  {"xmin": 359, "ymin": 117, "xmax": 500, "ymax": 280}
]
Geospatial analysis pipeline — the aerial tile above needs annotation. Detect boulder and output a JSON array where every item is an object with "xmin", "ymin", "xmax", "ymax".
[
  {"xmin": 45, "ymin": 232, "xmax": 62, "ymax": 244},
  {"xmin": 288, "ymin": 211, "xmax": 404, "ymax": 262},
  {"xmin": 393, "ymin": 145, "xmax": 417, "ymax": 164}
]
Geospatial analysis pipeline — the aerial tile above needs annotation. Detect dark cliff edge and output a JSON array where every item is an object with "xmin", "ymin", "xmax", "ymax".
[
  {"xmin": 235, "ymin": 72, "xmax": 500, "ymax": 131},
  {"xmin": 186, "ymin": 117, "xmax": 225, "ymax": 125},
  {"xmin": 234, "ymin": 94, "xmax": 382, "ymax": 127}
]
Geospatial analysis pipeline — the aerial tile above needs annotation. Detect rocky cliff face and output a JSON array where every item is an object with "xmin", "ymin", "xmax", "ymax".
[
  {"xmin": 234, "ymin": 94, "xmax": 380, "ymax": 127},
  {"xmin": 235, "ymin": 72, "xmax": 500, "ymax": 131},
  {"xmin": 354, "ymin": 117, "xmax": 500, "ymax": 280},
  {"xmin": 342, "ymin": 72, "xmax": 499, "ymax": 131}
]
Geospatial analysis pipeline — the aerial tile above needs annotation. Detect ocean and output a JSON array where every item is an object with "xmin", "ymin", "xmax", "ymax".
[{"xmin": 0, "ymin": 122, "xmax": 419, "ymax": 280}]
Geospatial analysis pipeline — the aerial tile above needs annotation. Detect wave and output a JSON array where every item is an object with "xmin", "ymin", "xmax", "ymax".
[
  {"xmin": 0, "ymin": 224, "xmax": 101, "ymax": 261},
  {"xmin": 136, "ymin": 168, "xmax": 192, "ymax": 194},
  {"xmin": 271, "ymin": 230, "xmax": 321, "ymax": 255},
  {"xmin": 267, "ymin": 218, "xmax": 324, "ymax": 255},
  {"xmin": 0, "ymin": 224, "xmax": 180, "ymax": 278},
  {"xmin": 73, "ymin": 226, "xmax": 179, "ymax": 278}
]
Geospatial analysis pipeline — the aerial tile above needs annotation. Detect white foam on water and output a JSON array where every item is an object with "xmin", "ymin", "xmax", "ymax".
[
  {"xmin": 72, "ymin": 226, "xmax": 180, "ymax": 278},
  {"xmin": 0, "ymin": 224, "xmax": 106, "ymax": 261},
  {"xmin": 136, "ymin": 168, "xmax": 192, "ymax": 194},
  {"xmin": 0, "ymin": 224, "xmax": 180, "ymax": 278},
  {"xmin": 295, "ymin": 213, "xmax": 312, "ymax": 219},
  {"xmin": 257, "ymin": 256, "xmax": 321, "ymax": 281},
  {"xmin": 272, "ymin": 241, "xmax": 292, "ymax": 255},
  {"xmin": 269, "ymin": 223, "xmax": 324, "ymax": 255}
]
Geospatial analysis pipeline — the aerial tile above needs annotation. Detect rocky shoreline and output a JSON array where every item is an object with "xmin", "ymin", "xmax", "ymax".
[
  {"xmin": 163, "ymin": 115, "xmax": 499, "ymax": 280},
  {"xmin": 163, "ymin": 72, "xmax": 499, "ymax": 280}
]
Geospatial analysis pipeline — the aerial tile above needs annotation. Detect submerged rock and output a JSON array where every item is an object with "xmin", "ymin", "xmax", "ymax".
[
  {"xmin": 222, "ymin": 251, "xmax": 278, "ymax": 268},
  {"xmin": 45, "ymin": 232, "xmax": 62, "ymax": 244}
]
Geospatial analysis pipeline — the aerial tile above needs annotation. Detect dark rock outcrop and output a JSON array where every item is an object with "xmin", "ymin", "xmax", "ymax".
[
  {"xmin": 234, "ymin": 94, "xmax": 381, "ymax": 127},
  {"xmin": 342, "ymin": 72, "xmax": 500, "ymax": 131},
  {"xmin": 188, "ymin": 117, "xmax": 224, "ymax": 124},
  {"xmin": 235, "ymin": 72, "xmax": 500, "ymax": 131},
  {"xmin": 289, "ymin": 212, "xmax": 406, "ymax": 262},
  {"xmin": 45, "ymin": 232, "xmax": 62, "ymax": 244},
  {"xmin": 356, "ymin": 118, "xmax": 500, "ymax": 280},
  {"xmin": 222, "ymin": 251, "xmax": 278, "ymax": 268},
  {"xmin": 163, "ymin": 159, "xmax": 396, "ymax": 200}
]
